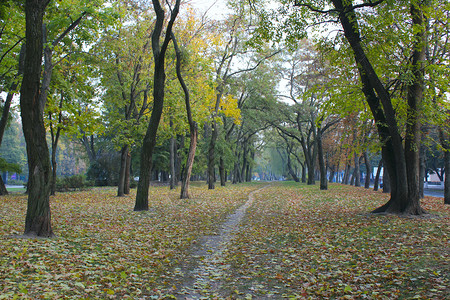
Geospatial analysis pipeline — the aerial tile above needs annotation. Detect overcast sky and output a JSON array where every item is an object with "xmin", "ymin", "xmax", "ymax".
[{"xmin": 188, "ymin": 0, "xmax": 230, "ymax": 19}]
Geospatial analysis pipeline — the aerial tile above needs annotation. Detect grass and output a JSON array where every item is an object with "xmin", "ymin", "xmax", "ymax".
[{"xmin": 0, "ymin": 182, "xmax": 448, "ymax": 299}]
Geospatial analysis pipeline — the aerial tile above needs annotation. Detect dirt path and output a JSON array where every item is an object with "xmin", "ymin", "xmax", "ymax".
[{"xmin": 174, "ymin": 185, "xmax": 269, "ymax": 299}]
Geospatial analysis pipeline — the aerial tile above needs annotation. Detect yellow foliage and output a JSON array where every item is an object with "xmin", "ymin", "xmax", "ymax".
[{"xmin": 219, "ymin": 94, "xmax": 241, "ymax": 125}]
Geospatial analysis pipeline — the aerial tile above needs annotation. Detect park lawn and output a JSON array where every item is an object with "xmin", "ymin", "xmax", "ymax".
[
  {"xmin": 0, "ymin": 183, "xmax": 261, "ymax": 299},
  {"xmin": 0, "ymin": 182, "xmax": 448, "ymax": 299},
  {"xmin": 220, "ymin": 182, "xmax": 449, "ymax": 299}
]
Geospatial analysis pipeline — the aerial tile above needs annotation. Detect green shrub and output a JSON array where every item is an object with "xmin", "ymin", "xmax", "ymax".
[{"xmin": 56, "ymin": 175, "xmax": 87, "ymax": 192}]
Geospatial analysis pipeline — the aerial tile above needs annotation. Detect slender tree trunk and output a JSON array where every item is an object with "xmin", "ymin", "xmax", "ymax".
[
  {"xmin": 444, "ymin": 148, "xmax": 449, "ymax": 205},
  {"xmin": 21, "ymin": 0, "xmax": 53, "ymax": 237},
  {"xmin": 219, "ymin": 157, "xmax": 226, "ymax": 186},
  {"xmin": 374, "ymin": 159, "xmax": 382, "ymax": 191},
  {"xmin": 207, "ymin": 122, "xmax": 217, "ymax": 189},
  {"xmin": 124, "ymin": 152, "xmax": 131, "ymax": 194},
  {"xmin": 118, "ymin": 144, "xmax": 129, "ymax": 197},
  {"xmin": 170, "ymin": 130, "xmax": 176, "ymax": 190},
  {"xmin": 135, "ymin": 0, "xmax": 180, "ymax": 211},
  {"xmin": 171, "ymin": 31, "xmax": 197, "ymax": 199},
  {"xmin": 354, "ymin": 154, "xmax": 361, "ymax": 187},
  {"xmin": 363, "ymin": 151, "xmax": 371, "ymax": 189},
  {"xmin": 180, "ymin": 125, "xmax": 197, "ymax": 199},
  {"xmin": 317, "ymin": 128, "xmax": 327, "ymax": 190}
]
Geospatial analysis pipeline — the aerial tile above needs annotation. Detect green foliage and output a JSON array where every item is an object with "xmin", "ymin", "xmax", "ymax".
[
  {"xmin": 0, "ymin": 157, "xmax": 21, "ymax": 174},
  {"xmin": 55, "ymin": 174, "xmax": 90, "ymax": 192}
]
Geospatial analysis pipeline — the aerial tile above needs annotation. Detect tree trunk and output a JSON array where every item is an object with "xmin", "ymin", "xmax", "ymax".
[
  {"xmin": 20, "ymin": 0, "xmax": 53, "ymax": 237},
  {"xmin": 135, "ymin": 0, "xmax": 180, "ymax": 211},
  {"xmin": 383, "ymin": 167, "xmax": 391, "ymax": 194},
  {"xmin": 317, "ymin": 128, "xmax": 327, "ymax": 190},
  {"xmin": 118, "ymin": 144, "xmax": 129, "ymax": 197},
  {"xmin": 402, "ymin": 2, "xmax": 426, "ymax": 214},
  {"xmin": 171, "ymin": 31, "xmax": 197, "ymax": 199},
  {"xmin": 0, "ymin": 176, "xmax": 7, "ymax": 195},
  {"xmin": 374, "ymin": 159, "xmax": 382, "ymax": 191},
  {"xmin": 363, "ymin": 151, "xmax": 371, "ymax": 189},
  {"xmin": 124, "ymin": 151, "xmax": 131, "ymax": 194},
  {"xmin": 207, "ymin": 122, "xmax": 217, "ymax": 189},
  {"xmin": 219, "ymin": 156, "xmax": 226, "ymax": 186},
  {"xmin": 170, "ymin": 132, "xmax": 176, "ymax": 190},
  {"xmin": 444, "ymin": 147, "xmax": 449, "ymax": 205},
  {"xmin": 180, "ymin": 125, "xmax": 197, "ymax": 199},
  {"xmin": 332, "ymin": 0, "xmax": 424, "ymax": 215},
  {"xmin": 419, "ymin": 141, "xmax": 426, "ymax": 198},
  {"xmin": 354, "ymin": 154, "xmax": 361, "ymax": 187}
]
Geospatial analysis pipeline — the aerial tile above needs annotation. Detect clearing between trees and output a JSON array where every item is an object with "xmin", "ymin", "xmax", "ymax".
[{"xmin": 0, "ymin": 182, "xmax": 448, "ymax": 299}]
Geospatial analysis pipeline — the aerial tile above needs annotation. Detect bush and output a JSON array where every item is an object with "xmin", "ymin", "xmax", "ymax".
[{"xmin": 56, "ymin": 175, "xmax": 88, "ymax": 192}]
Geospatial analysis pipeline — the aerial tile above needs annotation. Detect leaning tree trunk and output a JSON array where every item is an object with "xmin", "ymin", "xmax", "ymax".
[
  {"xmin": 171, "ymin": 31, "xmax": 197, "ymax": 199},
  {"xmin": 180, "ymin": 125, "xmax": 197, "ymax": 199},
  {"xmin": 332, "ymin": 0, "xmax": 425, "ymax": 215},
  {"xmin": 20, "ymin": 0, "xmax": 53, "ymax": 237},
  {"xmin": 135, "ymin": 0, "xmax": 180, "ymax": 211}
]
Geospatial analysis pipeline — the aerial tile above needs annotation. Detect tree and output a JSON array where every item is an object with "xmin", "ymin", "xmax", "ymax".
[
  {"xmin": 134, "ymin": 0, "xmax": 180, "ymax": 211},
  {"xmin": 20, "ymin": 0, "xmax": 53, "ymax": 237},
  {"xmin": 257, "ymin": 0, "xmax": 437, "ymax": 214}
]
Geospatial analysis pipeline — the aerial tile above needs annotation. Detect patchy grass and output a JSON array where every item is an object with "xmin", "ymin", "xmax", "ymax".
[{"xmin": 0, "ymin": 182, "xmax": 448, "ymax": 299}]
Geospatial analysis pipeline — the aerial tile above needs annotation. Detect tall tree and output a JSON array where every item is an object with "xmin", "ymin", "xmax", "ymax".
[
  {"xmin": 134, "ymin": 0, "xmax": 180, "ymax": 211},
  {"xmin": 20, "ymin": 0, "xmax": 53, "ymax": 237}
]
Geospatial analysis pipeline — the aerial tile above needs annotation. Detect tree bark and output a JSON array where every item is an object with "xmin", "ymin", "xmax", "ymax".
[
  {"xmin": 20, "ymin": 0, "xmax": 53, "ymax": 237},
  {"xmin": 354, "ymin": 153, "xmax": 361, "ymax": 187},
  {"xmin": 402, "ymin": 2, "xmax": 426, "ymax": 214},
  {"xmin": 124, "ymin": 151, "xmax": 131, "ymax": 194},
  {"xmin": 169, "ymin": 123, "xmax": 176, "ymax": 190},
  {"xmin": 332, "ymin": 0, "xmax": 424, "ymax": 215},
  {"xmin": 363, "ymin": 151, "xmax": 371, "ymax": 189},
  {"xmin": 171, "ymin": 32, "xmax": 197, "ymax": 199},
  {"xmin": 317, "ymin": 127, "xmax": 327, "ymax": 190},
  {"xmin": 374, "ymin": 159, "xmax": 382, "ymax": 191},
  {"xmin": 117, "ymin": 144, "xmax": 129, "ymax": 197},
  {"xmin": 135, "ymin": 0, "xmax": 180, "ymax": 210}
]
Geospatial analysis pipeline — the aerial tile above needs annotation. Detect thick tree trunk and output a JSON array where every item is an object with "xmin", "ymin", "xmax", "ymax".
[
  {"xmin": 363, "ymin": 151, "xmax": 371, "ymax": 189},
  {"xmin": 402, "ymin": 2, "xmax": 426, "ymax": 215},
  {"xmin": 135, "ymin": 0, "xmax": 180, "ymax": 211},
  {"xmin": 383, "ymin": 167, "xmax": 391, "ymax": 194},
  {"xmin": 332, "ymin": 0, "xmax": 425, "ymax": 215},
  {"xmin": 419, "ymin": 141, "xmax": 426, "ymax": 198},
  {"xmin": 21, "ymin": 0, "xmax": 53, "ymax": 237},
  {"xmin": 0, "ymin": 176, "xmax": 7, "ymax": 195}
]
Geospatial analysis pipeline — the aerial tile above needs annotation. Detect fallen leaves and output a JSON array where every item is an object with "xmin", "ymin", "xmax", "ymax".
[{"xmin": 0, "ymin": 182, "xmax": 448, "ymax": 299}]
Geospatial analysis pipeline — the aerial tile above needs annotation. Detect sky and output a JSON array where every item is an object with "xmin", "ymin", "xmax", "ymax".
[{"xmin": 188, "ymin": 0, "xmax": 230, "ymax": 19}]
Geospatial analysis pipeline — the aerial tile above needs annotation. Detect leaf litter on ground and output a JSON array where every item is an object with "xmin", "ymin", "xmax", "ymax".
[{"xmin": 0, "ymin": 181, "xmax": 448, "ymax": 299}]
